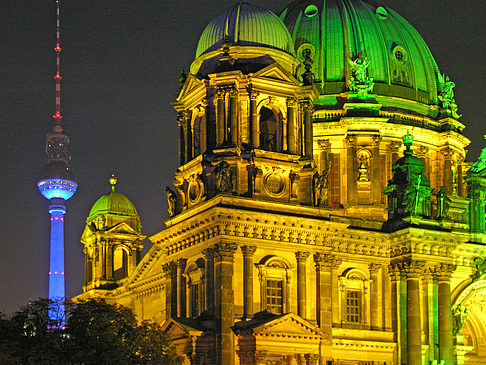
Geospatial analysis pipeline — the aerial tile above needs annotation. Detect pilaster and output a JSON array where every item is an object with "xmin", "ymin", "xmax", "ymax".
[{"xmin": 295, "ymin": 251, "xmax": 310, "ymax": 318}]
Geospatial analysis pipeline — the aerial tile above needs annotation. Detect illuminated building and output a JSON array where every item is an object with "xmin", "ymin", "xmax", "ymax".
[
  {"xmin": 76, "ymin": 1, "xmax": 486, "ymax": 364},
  {"xmin": 38, "ymin": 0, "xmax": 77, "ymax": 325}
]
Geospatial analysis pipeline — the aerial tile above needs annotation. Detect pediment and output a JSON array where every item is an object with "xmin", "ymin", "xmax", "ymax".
[
  {"xmin": 245, "ymin": 313, "xmax": 322, "ymax": 338},
  {"xmin": 161, "ymin": 318, "xmax": 203, "ymax": 340},
  {"xmin": 177, "ymin": 74, "xmax": 204, "ymax": 100},
  {"xmin": 253, "ymin": 63, "xmax": 298, "ymax": 84},
  {"xmin": 106, "ymin": 221, "xmax": 139, "ymax": 236}
]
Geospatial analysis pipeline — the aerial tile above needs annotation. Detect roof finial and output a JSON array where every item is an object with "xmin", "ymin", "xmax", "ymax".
[
  {"xmin": 52, "ymin": 0, "xmax": 63, "ymax": 133},
  {"xmin": 402, "ymin": 130, "xmax": 414, "ymax": 155},
  {"xmin": 109, "ymin": 174, "xmax": 117, "ymax": 191}
]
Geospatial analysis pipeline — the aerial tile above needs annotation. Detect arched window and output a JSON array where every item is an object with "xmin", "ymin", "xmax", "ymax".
[
  {"xmin": 185, "ymin": 259, "xmax": 205, "ymax": 317},
  {"xmin": 259, "ymin": 107, "xmax": 282, "ymax": 152},
  {"xmin": 257, "ymin": 256, "xmax": 291, "ymax": 315},
  {"xmin": 339, "ymin": 268, "xmax": 369, "ymax": 327},
  {"xmin": 193, "ymin": 114, "xmax": 205, "ymax": 157},
  {"xmin": 113, "ymin": 247, "xmax": 129, "ymax": 280}
]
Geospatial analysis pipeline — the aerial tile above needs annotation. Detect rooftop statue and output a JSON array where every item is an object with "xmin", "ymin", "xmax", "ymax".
[
  {"xmin": 349, "ymin": 54, "xmax": 374, "ymax": 98},
  {"xmin": 438, "ymin": 73, "xmax": 461, "ymax": 118}
]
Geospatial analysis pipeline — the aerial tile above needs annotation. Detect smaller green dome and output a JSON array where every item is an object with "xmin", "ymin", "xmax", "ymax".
[
  {"xmin": 87, "ymin": 191, "xmax": 139, "ymax": 222},
  {"xmin": 195, "ymin": 2, "xmax": 295, "ymax": 59}
]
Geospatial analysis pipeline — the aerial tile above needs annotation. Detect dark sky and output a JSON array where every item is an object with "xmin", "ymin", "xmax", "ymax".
[{"xmin": 0, "ymin": 0, "xmax": 484, "ymax": 315}]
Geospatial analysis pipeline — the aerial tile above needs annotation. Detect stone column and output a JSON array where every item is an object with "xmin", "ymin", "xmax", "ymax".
[
  {"xmin": 215, "ymin": 88, "xmax": 225, "ymax": 146},
  {"xmin": 241, "ymin": 245, "xmax": 257, "ymax": 319},
  {"xmin": 457, "ymin": 156, "xmax": 465, "ymax": 197},
  {"xmin": 372, "ymin": 136, "xmax": 382, "ymax": 204},
  {"xmin": 203, "ymin": 247, "xmax": 214, "ymax": 316},
  {"xmin": 369, "ymin": 263, "xmax": 382, "ymax": 330},
  {"xmin": 214, "ymin": 243, "xmax": 237, "ymax": 365},
  {"xmin": 421, "ymin": 268, "xmax": 436, "ymax": 363},
  {"xmin": 177, "ymin": 112, "xmax": 185, "ymax": 165},
  {"xmin": 346, "ymin": 135, "xmax": 358, "ymax": 206},
  {"xmin": 287, "ymin": 98, "xmax": 297, "ymax": 154},
  {"xmin": 295, "ymin": 251, "xmax": 310, "ymax": 318},
  {"xmin": 391, "ymin": 141, "xmax": 401, "ymax": 165},
  {"xmin": 441, "ymin": 147, "xmax": 454, "ymax": 195},
  {"xmin": 402, "ymin": 260, "xmax": 425, "ymax": 365},
  {"xmin": 434, "ymin": 263, "xmax": 456, "ymax": 364},
  {"xmin": 106, "ymin": 243, "xmax": 114, "ymax": 280},
  {"xmin": 389, "ymin": 263, "xmax": 405, "ymax": 364},
  {"xmin": 249, "ymin": 89, "xmax": 259, "ymax": 148},
  {"xmin": 229, "ymin": 87, "xmax": 238, "ymax": 145},
  {"xmin": 302, "ymin": 100, "xmax": 314, "ymax": 158},
  {"xmin": 162, "ymin": 263, "xmax": 173, "ymax": 319},
  {"xmin": 184, "ymin": 111, "xmax": 192, "ymax": 162},
  {"xmin": 331, "ymin": 258, "xmax": 342, "ymax": 326},
  {"xmin": 177, "ymin": 258, "xmax": 187, "ymax": 318},
  {"xmin": 314, "ymin": 254, "xmax": 333, "ymax": 364}
]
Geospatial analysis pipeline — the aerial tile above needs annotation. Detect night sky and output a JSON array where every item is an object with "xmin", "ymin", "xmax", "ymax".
[{"xmin": 0, "ymin": 0, "xmax": 484, "ymax": 315}]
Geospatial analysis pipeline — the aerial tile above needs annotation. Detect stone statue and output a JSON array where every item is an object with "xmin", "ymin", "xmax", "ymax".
[
  {"xmin": 473, "ymin": 257, "xmax": 486, "ymax": 281},
  {"xmin": 435, "ymin": 186, "xmax": 450, "ymax": 219},
  {"xmin": 313, "ymin": 168, "xmax": 329, "ymax": 207},
  {"xmin": 452, "ymin": 305, "xmax": 468, "ymax": 336},
  {"xmin": 166, "ymin": 186, "xmax": 177, "ymax": 217},
  {"xmin": 302, "ymin": 48, "xmax": 315, "ymax": 86},
  {"xmin": 470, "ymin": 135, "xmax": 486, "ymax": 174},
  {"xmin": 357, "ymin": 156, "xmax": 369, "ymax": 182},
  {"xmin": 215, "ymin": 161, "xmax": 233, "ymax": 193},
  {"xmin": 348, "ymin": 54, "xmax": 374, "ymax": 96},
  {"xmin": 438, "ymin": 73, "xmax": 461, "ymax": 118}
]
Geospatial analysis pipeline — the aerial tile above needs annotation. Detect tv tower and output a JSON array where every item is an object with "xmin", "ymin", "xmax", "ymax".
[{"xmin": 37, "ymin": 0, "xmax": 77, "ymax": 326}]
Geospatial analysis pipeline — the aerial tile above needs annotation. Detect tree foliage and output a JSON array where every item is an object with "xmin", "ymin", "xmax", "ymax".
[{"xmin": 0, "ymin": 298, "xmax": 182, "ymax": 365}]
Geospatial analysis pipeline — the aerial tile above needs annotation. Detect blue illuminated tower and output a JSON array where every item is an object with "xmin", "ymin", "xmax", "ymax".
[{"xmin": 37, "ymin": 0, "xmax": 77, "ymax": 326}]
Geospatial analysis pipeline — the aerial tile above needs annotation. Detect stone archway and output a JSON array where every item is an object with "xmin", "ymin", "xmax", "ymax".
[{"xmin": 452, "ymin": 279, "xmax": 486, "ymax": 364}]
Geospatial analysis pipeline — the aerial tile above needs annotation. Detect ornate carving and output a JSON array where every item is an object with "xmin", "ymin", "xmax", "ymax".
[
  {"xmin": 241, "ymin": 245, "xmax": 257, "ymax": 257},
  {"xmin": 368, "ymin": 263, "xmax": 382, "ymax": 274},
  {"xmin": 440, "ymin": 147, "xmax": 454, "ymax": 160},
  {"xmin": 314, "ymin": 253, "xmax": 334, "ymax": 271},
  {"xmin": 390, "ymin": 140, "xmax": 402, "ymax": 153},
  {"xmin": 215, "ymin": 161, "xmax": 233, "ymax": 193},
  {"xmin": 433, "ymin": 263, "xmax": 456, "ymax": 282},
  {"xmin": 473, "ymin": 257, "xmax": 486, "ymax": 281},
  {"xmin": 229, "ymin": 86, "xmax": 238, "ymax": 98},
  {"xmin": 301, "ymin": 48, "xmax": 315, "ymax": 86},
  {"xmin": 438, "ymin": 73, "xmax": 461, "ymax": 118},
  {"xmin": 248, "ymin": 87, "xmax": 260, "ymax": 100},
  {"xmin": 215, "ymin": 87, "xmax": 226, "ymax": 99},
  {"xmin": 397, "ymin": 260, "xmax": 426, "ymax": 279},
  {"xmin": 452, "ymin": 305, "xmax": 468, "ymax": 336},
  {"xmin": 312, "ymin": 168, "xmax": 330, "ymax": 207},
  {"xmin": 357, "ymin": 155, "xmax": 369, "ymax": 182},
  {"xmin": 345, "ymin": 135, "xmax": 357, "ymax": 146},
  {"xmin": 295, "ymin": 251, "xmax": 310, "ymax": 263},
  {"xmin": 161, "ymin": 263, "xmax": 173, "ymax": 278},
  {"xmin": 202, "ymin": 247, "xmax": 214, "ymax": 260},
  {"xmin": 213, "ymin": 243, "xmax": 237, "ymax": 262},
  {"xmin": 415, "ymin": 145, "xmax": 429, "ymax": 159},
  {"xmin": 286, "ymin": 97, "xmax": 297, "ymax": 108},
  {"xmin": 372, "ymin": 135, "xmax": 382, "ymax": 146},
  {"xmin": 165, "ymin": 186, "xmax": 177, "ymax": 217},
  {"xmin": 300, "ymin": 99, "xmax": 314, "ymax": 112},
  {"xmin": 349, "ymin": 53, "xmax": 374, "ymax": 97}
]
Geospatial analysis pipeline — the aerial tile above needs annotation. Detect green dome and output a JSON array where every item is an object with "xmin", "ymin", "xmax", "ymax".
[
  {"xmin": 87, "ymin": 191, "xmax": 139, "ymax": 222},
  {"xmin": 280, "ymin": 0, "xmax": 441, "ymax": 104},
  {"xmin": 195, "ymin": 2, "xmax": 295, "ymax": 59}
]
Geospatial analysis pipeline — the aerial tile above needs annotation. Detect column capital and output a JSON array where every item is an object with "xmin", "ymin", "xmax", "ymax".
[
  {"xmin": 286, "ymin": 97, "xmax": 297, "ymax": 107},
  {"xmin": 300, "ymin": 99, "xmax": 314, "ymax": 112},
  {"xmin": 369, "ymin": 263, "xmax": 382, "ymax": 274},
  {"xmin": 317, "ymin": 139, "xmax": 331, "ymax": 150},
  {"xmin": 241, "ymin": 245, "xmax": 257, "ymax": 257},
  {"xmin": 372, "ymin": 135, "xmax": 382, "ymax": 146},
  {"xmin": 345, "ymin": 134, "xmax": 357, "ymax": 146},
  {"xmin": 400, "ymin": 260, "xmax": 426, "ymax": 279},
  {"xmin": 390, "ymin": 140, "xmax": 401, "ymax": 153},
  {"xmin": 314, "ymin": 253, "xmax": 334, "ymax": 271},
  {"xmin": 229, "ymin": 86, "xmax": 238, "ymax": 98},
  {"xmin": 295, "ymin": 251, "xmax": 310, "ymax": 263},
  {"xmin": 202, "ymin": 247, "xmax": 214, "ymax": 259},
  {"xmin": 162, "ymin": 262, "xmax": 173, "ymax": 278},
  {"xmin": 178, "ymin": 258, "xmax": 187, "ymax": 270},
  {"xmin": 248, "ymin": 88, "xmax": 260, "ymax": 100},
  {"xmin": 214, "ymin": 243, "xmax": 237, "ymax": 262},
  {"xmin": 215, "ymin": 87, "xmax": 226, "ymax": 99},
  {"xmin": 415, "ymin": 145, "xmax": 429, "ymax": 158},
  {"xmin": 440, "ymin": 147, "xmax": 454, "ymax": 159},
  {"xmin": 388, "ymin": 263, "xmax": 402, "ymax": 281},
  {"xmin": 433, "ymin": 263, "xmax": 456, "ymax": 282}
]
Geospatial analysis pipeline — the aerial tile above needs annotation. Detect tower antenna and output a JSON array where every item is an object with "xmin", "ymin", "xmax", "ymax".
[{"xmin": 53, "ymin": 0, "xmax": 62, "ymax": 133}]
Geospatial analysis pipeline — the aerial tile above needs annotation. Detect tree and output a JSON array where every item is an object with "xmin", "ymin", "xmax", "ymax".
[{"xmin": 0, "ymin": 298, "xmax": 182, "ymax": 365}]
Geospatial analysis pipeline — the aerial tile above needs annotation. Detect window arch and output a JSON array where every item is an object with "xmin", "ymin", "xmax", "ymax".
[
  {"xmin": 259, "ymin": 106, "xmax": 282, "ymax": 152},
  {"xmin": 339, "ymin": 268, "xmax": 370, "ymax": 326},
  {"xmin": 185, "ymin": 258, "xmax": 205, "ymax": 317},
  {"xmin": 113, "ymin": 246, "xmax": 129, "ymax": 280},
  {"xmin": 257, "ymin": 256, "xmax": 292, "ymax": 315}
]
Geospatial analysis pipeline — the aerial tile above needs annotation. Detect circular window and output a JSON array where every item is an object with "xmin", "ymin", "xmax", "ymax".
[
  {"xmin": 304, "ymin": 5, "xmax": 318, "ymax": 18},
  {"xmin": 189, "ymin": 182, "xmax": 201, "ymax": 203},
  {"xmin": 376, "ymin": 7, "xmax": 388, "ymax": 20},
  {"xmin": 297, "ymin": 43, "xmax": 315, "ymax": 61},
  {"xmin": 392, "ymin": 45, "xmax": 407, "ymax": 63},
  {"xmin": 264, "ymin": 174, "xmax": 285, "ymax": 195}
]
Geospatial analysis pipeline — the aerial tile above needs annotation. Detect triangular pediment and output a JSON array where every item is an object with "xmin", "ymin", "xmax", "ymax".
[
  {"xmin": 177, "ymin": 74, "xmax": 205, "ymax": 101},
  {"xmin": 251, "ymin": 313, "xmax": 322, "ymax": 337},
  {"xmin": 161, "ymin": 318, "xmax": 204, "ymax": 340},
  {"xmin": 106, "ymin": 221, "xmax": 139, "ymax": 236},
  {"xmin": 253, "ymin": 63, "xmax": 298, "ymax": 84}
]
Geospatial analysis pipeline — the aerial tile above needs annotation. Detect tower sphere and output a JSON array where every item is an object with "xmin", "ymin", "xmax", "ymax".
[
  {"xmin": 280, "ymin": 0, "xmax": 441, "ymax": 105},
  {"xmin": 195, "ymin": 2, "xmax": 295, "ymax": 59},
  {"xmin": 38, "ymin": 161, "xmax": 77, "ymax": 201}
]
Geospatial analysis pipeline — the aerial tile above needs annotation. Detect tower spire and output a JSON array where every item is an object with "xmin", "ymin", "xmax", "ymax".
[{"xmin": 53, "ymin": 0, "xmax": 62, "ymax": 133}]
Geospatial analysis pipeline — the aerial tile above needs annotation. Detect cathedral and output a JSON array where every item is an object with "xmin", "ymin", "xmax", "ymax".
[{"xmin": 74, "ymin": 1, "xmax": 486, "ymax": 364}]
